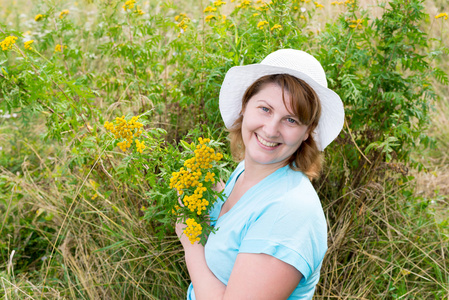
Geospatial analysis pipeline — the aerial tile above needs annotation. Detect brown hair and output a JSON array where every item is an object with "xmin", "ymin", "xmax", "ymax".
[{"xmin": 228, "ymin": 74, "xmax": 323, "ymax": 180}]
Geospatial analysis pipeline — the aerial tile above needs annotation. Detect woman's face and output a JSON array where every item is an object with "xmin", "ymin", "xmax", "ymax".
[{"xmin": 241, "ymin": 83, "xmax": 310, "ymax": 169}]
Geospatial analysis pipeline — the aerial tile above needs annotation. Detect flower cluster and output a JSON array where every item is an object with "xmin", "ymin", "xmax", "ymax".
[
  {"xmin": 257, "ymin": 20, "xmax": 268, "ymax": 29},
  {"xmin": 1, "ymin": 36, "xmax": 17, "ymax": 51},
  {"xmin": 35, "ymin": 14, "xmax": 44, "ymax": 21},
  {"xmin": 435, "ymin": 13, "xmax": 448, "ymax": 20},
  {"xmin": 123, "ymin": 0, "xmax": 136, "ymax": 11},
  {"xmin": 204, "ymin": 6, "xmax": 217, "ymax": 13},
  {"xmin": 104, "ymin": 115, "xmax": 145, "ymax": 152},
  {"xmin": 59, "ymin": 9, "xmax": 69, "ymax": 19},
  {"xmin": 135, "ymin": 139, "xmax": 146, "ymax": 153},
  {"xmin": 134, "ymin": 6, "xmax": 144, "ymax": 15},
  {"xmin": 271, "ymin": 24, "xmax": 282, "ymax": 31},
  {"xmin": 205, "ymin": 15, "xmax": 216, "ymax": 22},
  {"xmin": 236, "ymin": 0, "xmax": 251, "ymax": 9},
  {"xmin": 54, "ymin": 44, "xmax": 66, "ymax": 52},
  {"xmin": 314, "ymin": 2, "xmax": 324, "ymax": 9},
  {"xmin": 175, "ymin": 13, "xmax": 190, "ymax": 35},
  {"xmin": 24, "ymin": 40, "xmax": 34, "ymax": 50},
  {"xmin": 349, "ymin": 19, "xmax": 363, "ymax": 29},
  {"xmin": 255, "ymin": 2, "xmax": 270, "ymax": 11},
  {"xmin": 170, "ymin": 137, "xmax": 223, "ymax": 244},
  {"xmin": 184, "ymin": 218, "xmax": 203, "ymax": 244}
]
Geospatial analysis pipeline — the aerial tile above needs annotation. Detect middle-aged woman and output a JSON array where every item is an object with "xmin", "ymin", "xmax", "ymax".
[{"xmin": 176, "ymin": 49, "xmax": 345, "ymax": 299}]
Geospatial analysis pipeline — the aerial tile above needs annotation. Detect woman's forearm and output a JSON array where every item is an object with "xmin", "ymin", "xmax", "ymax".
[{"xmin": 182, "ymin": 238, "xmax": 226, "ymax": 299}]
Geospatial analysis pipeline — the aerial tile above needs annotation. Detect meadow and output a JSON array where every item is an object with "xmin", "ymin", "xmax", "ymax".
[{"xmin": 1, "ymin": 0, "xmax": 448, "ymax": 298}]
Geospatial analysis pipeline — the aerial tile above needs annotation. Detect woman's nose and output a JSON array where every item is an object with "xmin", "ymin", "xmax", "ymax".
[{"xmin": 263, "ymin": 118, "xmax": 280, "ymax": 138}]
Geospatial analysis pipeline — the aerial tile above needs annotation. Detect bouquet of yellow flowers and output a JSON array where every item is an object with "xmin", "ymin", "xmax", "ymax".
[{"xmin": 170, "ymin": 137, "xmax": 224, "ymax": 244}]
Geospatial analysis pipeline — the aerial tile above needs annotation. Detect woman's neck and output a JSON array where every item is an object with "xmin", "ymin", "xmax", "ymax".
[{"xmin": 241, "ymin": 159, "xmax": 286, "ymax": 186}]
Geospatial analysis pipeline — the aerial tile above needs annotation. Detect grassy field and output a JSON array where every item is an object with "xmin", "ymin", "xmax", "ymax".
[{"xmin": 1, "ymin": 0, "xmax": 448, "ymax": 299}]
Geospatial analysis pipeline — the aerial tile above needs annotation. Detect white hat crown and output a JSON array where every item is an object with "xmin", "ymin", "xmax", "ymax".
[{"xmin": 261, "ymin": 49, "xmax": 328, "ymax": 88}]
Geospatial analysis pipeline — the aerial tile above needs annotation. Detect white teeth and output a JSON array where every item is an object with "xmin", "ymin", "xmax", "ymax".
[{"xmin": 257, "ymin": 134, "xmax": 278, "ymax": 147}]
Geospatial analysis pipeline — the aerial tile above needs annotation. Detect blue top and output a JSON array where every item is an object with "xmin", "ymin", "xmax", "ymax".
[{"xmin": 187, "ymin": 161, "xmax": 327, "ymax": 299}]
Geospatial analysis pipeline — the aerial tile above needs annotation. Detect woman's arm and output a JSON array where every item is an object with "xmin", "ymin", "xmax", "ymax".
[{"xmin": 176, "ymin": 225, "xmax": 303, "ymax": 300}]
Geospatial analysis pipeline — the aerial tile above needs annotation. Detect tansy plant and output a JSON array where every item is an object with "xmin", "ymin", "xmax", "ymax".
[
  {"xmin": 104, "ymin": 115, "xmax": 145, "ymax": 153},
  {"xmin": 169, "ymin": 137, "xmax": 224, "ymax": 244}
]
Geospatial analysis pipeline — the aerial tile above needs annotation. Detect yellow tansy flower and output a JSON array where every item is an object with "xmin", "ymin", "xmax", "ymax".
[
  {"xmin": 213, "ymin": 0, "xmax": 226, "ymax": 7},
  {"xmin": 237, "ymin": 0, "xmax": 251, "ymax": 8},
  {"xmin": 314, "ymin": 2, "xmax": 324, "ymax": 8},
  {"xmin": 184, "ymin": 218, "xmax": 202, "ymax": 244},
  {"xmin": 270, "ymin": 24, "xmax": 282, "ymax": 31},
  {"xmin": 204, "ymin": 6, "xmax": 217, "ymax": 13},
  {"xmin": 205, "ymin": 15, "xmax": 216, "ymax": 22},
  {"xmin": 24, "ymin": 40, "xmax": 34, "ymax": 50},
  {"xmin": 35, "ymin": 14, "xmax": 44, "ymax": 21},
  {"xmin": 0, "ymin": 36, "xmax": 18, "ymax": 51},
  {"xmin": 123, "ymin": 0, "xmax": 136, "ymax": 11},
  {"xmin": 349, "ymin": 19, "xmax": 363, "ymax": 29},
  {"xmin": 59, "ymin": 9, "xmax": 69, "ymax": 19},
  {"xmin": 54, "ymin": 44, "xmax": 64, "ymax": 52},
  {"xmin": 435, "ymin": 13, "xmax": 448, "ymax": 20},
  {"xmin": 257, "ymin": 20, "xmax": 268, "ymax": 29},
  {"xmin": 104, "ymin": 116, "xmax": 144, "ymax": 152}
]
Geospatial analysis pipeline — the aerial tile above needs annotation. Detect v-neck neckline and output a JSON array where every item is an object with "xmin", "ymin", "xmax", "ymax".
[{"xmin": 216, "ymin": 163, "xmax": 288, "ymax": 224}]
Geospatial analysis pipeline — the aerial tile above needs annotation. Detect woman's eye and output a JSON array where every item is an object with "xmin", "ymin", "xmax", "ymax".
[
  {"xmin": 286, "ymin": 118, "xmax": 297, "ymax": 124},
  {"xmin": 261, "ymin": 107, "xmax": 270, "ymax": 112}
]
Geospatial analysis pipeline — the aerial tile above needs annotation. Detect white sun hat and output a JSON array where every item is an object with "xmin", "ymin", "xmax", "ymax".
[{"xmin": 219, "ymin": 49, "xmax": 345, "ymax": 151}]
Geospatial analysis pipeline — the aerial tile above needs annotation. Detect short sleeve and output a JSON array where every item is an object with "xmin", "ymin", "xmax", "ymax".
[{"xmin": 238, "ymin": 184, "xmax": 327, "ymax": 282}]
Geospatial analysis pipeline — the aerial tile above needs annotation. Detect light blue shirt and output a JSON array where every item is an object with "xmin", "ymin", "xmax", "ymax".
[{"xmin": 187, "ymin": 161, "xmax": 327, "ymax": 299}]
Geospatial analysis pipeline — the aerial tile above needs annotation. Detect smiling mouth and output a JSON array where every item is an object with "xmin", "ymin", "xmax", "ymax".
[{"xmin": 256, "ymin": 134, "xmax": 280, "ymax": 147}]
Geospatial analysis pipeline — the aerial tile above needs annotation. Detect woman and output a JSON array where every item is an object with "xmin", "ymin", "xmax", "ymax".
[{"xmin": 176, "ymin": 49, "xmax": 344, "ymax": 299}]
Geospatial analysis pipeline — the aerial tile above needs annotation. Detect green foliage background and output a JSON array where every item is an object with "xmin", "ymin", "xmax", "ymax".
[{"xmin": 0, "ymin": 0, "xmax": 448, "ymax": 298}]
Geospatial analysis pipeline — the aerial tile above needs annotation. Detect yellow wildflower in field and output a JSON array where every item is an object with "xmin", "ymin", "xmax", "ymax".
[
  {"xmin": 0, "ymin": 36, "xmax": 17, "ymax": 51},
  {"xmin": 435, "ymin": 13, "xmax": 448, "ymax": 20},
  {"xmin": 213, "ymin": 0, "xmax": 226, "ymax": 6},
  {"xmin": 104, "ymin": 115, "xmax": 144, "ymax": 152},
  {"xmin": 24, "ymin": 40, "xmax": 34, "ymax": 50},
  {"xmin": 123, "ymin": 0, "xmax": 136, "ymax": 11},
  {"xmin": 236, "ymin": 0, "xmax": 251, "ymax": 9},
  {"xmin": 54, "ymin": 44, "xmax": 65, "ymax": 52},
  {"xmin": 35, "ymin": 14, "xmax": 44, "ymax": 21},
  {"xmin": 59, "ymin": 9, "xmax": 69, "ymax": 19},
  {"xmin": 205, "ymin": 15, "xmax": 216, "ymax": 22},
  {"xmin": 135, "ymin": 139, "xmax": 146, "ymax": 153},
  {"xmin": 349, "ymin": 19, "xmax": 363, "ymax": 29},
  {"xmin": 270, "ymin": 24, "xmax": 282, "ymax": 31},
  {"xmin": 184, "ymin": 218, "xmax": 202, "ymax": 244},
  {"xmin": 257, "ymin": 20, "xmax": 268, "ymax": 29},
  {"xmin": 331, "ymin": 1, "xmax": 343, "ymax": 4},
  {"xmin": 255, "ymin": 2, "xmax": 269, "ymax": 11},
  {"xmin": 175, "ymin": 13, "xmax": 190, "ymax": 33},
  {"xmin": 204, "ymin": 6, "xmax": 217, "ymax": 13},
  {"xmin": 314, "ymin": 2, "xmax": 324, "ymax": 9}
]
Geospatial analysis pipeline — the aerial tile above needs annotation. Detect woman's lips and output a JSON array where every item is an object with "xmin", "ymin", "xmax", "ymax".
[{"xmin": 256, "ymin": 133, "xmax": 280, "ymax": 148}]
